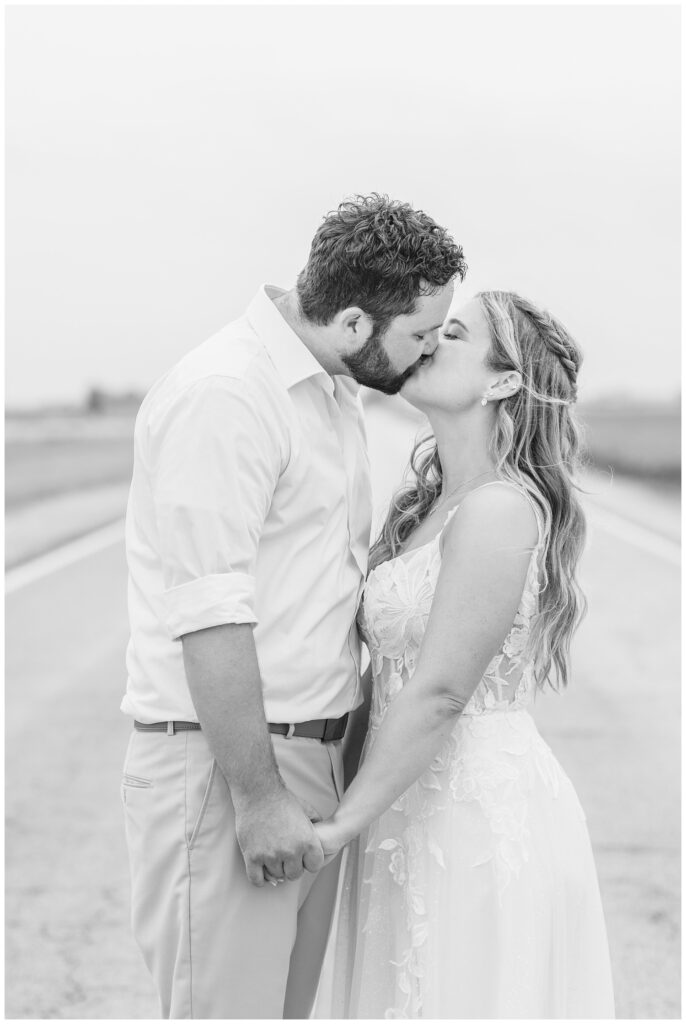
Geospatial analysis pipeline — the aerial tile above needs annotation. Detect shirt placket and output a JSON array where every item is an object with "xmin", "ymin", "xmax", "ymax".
[
  {"xmin": 326, "ymin": 379, "xmax": 368, "ymax": 698},
  {"xmin": 329, "ymin": 379, "xmax": 369, "ymax": 576}
]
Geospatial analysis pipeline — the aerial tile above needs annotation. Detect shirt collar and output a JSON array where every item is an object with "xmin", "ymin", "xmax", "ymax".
[{"xmin": 246, "ymin": 284, "xmax": 336, "ymax": 393}]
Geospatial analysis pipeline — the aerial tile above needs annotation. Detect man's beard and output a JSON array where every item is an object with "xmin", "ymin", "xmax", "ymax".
[{"xmin": 341, "ymin": 324, "xmax": 423, "ymax": 395}]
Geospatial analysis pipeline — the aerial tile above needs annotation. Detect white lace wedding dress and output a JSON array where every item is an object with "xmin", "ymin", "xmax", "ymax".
[{"xmin": 315, "ymin": 489, "xmax": 615, "ymax": 1019}]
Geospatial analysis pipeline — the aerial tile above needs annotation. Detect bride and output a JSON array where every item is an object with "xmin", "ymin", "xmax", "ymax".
[{"xmin": 313, "ymin": 290, "xmax": 615, "ymax": 1018}]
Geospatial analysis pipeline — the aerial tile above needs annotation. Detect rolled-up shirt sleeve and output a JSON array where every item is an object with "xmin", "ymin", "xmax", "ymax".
[{"xmin": 147, "ymin": 373, "xmax": 283, "ymax": 639}]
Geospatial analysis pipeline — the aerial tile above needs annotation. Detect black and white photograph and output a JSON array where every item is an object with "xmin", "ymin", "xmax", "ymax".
[{"xmin": 4, "ymin": 3, "xmax": 681, "ymax": 1019}]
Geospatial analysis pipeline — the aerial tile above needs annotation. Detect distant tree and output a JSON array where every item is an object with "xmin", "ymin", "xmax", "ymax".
[{"xmin": 85, "ymin": 387, "xmax": 107, "ymax": 414}]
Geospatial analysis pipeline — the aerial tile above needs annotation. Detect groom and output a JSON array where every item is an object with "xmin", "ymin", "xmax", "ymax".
[{"xmin": 121, "ymin": 194, "xmax": 466, "ymax": 1018}]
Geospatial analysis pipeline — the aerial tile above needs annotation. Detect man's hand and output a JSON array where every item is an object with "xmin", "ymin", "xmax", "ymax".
[{"xmin": 234, "ymin": 787, "xmax": 325, "ymax": 887}]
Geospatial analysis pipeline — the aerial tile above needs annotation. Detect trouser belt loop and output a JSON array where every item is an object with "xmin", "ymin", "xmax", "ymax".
[
  {"xmin": 285, "ymin": 724, "xmax": 296, "ymax": 739},
  {"xmin": 167, "ymin": 721, "xmax": 175, "ymax": 736}
]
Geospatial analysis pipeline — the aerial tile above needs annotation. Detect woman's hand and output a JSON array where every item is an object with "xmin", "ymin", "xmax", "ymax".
[{"xmin": 313, "ymin": 816, "xmax": 349, "ymax": 865}]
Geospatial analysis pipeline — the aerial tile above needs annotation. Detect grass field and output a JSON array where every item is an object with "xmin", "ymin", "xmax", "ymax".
[
  {"xmin": 578, "ymin": 404, "xmax": 680, "ymax": 483},
  {"xmin": 5, "ymin": 414, "xmax": 136, "ymax": 509},
  {"xmin": 5, "ymin": 401, "xmax": 680, "ymax": 512},
  {"xmin": 6, "ymin": 438, "xmax": 134, "ymax": 510}
]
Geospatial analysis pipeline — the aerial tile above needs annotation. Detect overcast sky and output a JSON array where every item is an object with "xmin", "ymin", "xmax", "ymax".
[{"xmin": 6, "ymin": 4, "xmax": 680, "ymax": 408}]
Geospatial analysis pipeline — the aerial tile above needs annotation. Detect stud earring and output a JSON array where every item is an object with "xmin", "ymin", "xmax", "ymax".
[{"xmin": 480, "ymin": 396, "xmax": 488, "ymax": 407}]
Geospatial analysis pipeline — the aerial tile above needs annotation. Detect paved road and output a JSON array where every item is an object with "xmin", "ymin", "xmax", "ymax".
[{"xmin": 5, "ymin": 398, "xmax": 680, "ymax": 1019}]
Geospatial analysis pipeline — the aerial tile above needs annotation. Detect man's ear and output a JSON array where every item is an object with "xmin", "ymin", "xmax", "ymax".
[
  {"xmin": 489, "ymin": 370, "xmax": 522, "ymax": 400},
  {"xmin": 332, "ymin": 307, "xmax": 374, "ymax": 348}
]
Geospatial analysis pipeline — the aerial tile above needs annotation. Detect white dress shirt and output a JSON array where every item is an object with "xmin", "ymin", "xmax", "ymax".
[{"xmin": 121, "ymin": 286, "xmax": 372, "ymax": 724}]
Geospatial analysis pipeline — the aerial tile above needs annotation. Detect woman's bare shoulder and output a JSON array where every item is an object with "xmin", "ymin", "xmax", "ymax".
[{"xmin": 442, "ymin": 482, "xmax": 540, "ymax": 555}]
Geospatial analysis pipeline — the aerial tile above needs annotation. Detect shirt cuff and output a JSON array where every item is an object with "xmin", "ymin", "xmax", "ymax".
[{"xmin": 162, "ymin": 572, "xmax": 257, "ymax": 640}]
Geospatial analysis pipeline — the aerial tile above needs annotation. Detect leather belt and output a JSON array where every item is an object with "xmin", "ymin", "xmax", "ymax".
[
  {"xmin": 134, "ymin": 721, "xmax": 201, "ymax": 735},
  {"xmin": 133, "ymin": 714, "xmax": 349, "ymax": 742},
  {"xmin": 268, "ymin": 714, "xmax": 348, "ymax": 742}
]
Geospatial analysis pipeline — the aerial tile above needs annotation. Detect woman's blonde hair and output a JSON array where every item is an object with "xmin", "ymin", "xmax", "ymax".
[{"xmin": 369, "ymin": 290, "xmax": 587, "ymax": 690}]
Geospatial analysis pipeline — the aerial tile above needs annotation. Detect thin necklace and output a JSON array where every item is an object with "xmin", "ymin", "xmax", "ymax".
[{"xmin": 428, "ymin": 469, "xmax": 496, "ymax": 518}]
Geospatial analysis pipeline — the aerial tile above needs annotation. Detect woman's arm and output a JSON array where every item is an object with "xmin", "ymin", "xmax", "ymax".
[
  {"xmin": 342, "ymin": 664, "xmax": 373, "ymax": 789},
  {"xmin": 317, "ymin": 487, "xmax": 539, "ymax": 853}
]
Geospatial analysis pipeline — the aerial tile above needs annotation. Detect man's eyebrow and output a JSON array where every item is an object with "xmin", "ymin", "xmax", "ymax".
[{"xmin": 445, "ymin": 317, "xmax": 469, "ymax": 333}]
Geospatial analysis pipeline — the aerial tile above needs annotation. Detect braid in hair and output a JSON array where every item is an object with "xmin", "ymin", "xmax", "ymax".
[{"xmin": 510, "ymin": 296, "xmax": 580, "ymax": 401}]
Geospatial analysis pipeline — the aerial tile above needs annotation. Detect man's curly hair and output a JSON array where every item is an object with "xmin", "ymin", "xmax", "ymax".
[{"xmin": 297, "ymin": 194, "xmax": 467, "ymax": 331}]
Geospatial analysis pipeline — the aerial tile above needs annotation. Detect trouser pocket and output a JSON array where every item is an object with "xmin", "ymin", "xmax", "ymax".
[
  {"xmin": 186, "ymin": 759, "xmax": 218, "ymax": 849},
  {"xmin": 122, "ymin": 773, "xmax": 153, "ymax": 788},
  {"xmin": 120, "ymin": 732, "xmax": 155, "ymax": 805}
]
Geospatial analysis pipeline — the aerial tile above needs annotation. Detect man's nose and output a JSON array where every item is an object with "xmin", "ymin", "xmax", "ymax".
[{"xmin": 424, "ymin": 335, "xmax": 439, "ymax": 357}]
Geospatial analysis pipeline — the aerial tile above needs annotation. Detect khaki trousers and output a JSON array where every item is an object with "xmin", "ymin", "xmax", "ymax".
[{"xmin": 121, "ymin": 727, "xmax": 344, "ymax": 1019}]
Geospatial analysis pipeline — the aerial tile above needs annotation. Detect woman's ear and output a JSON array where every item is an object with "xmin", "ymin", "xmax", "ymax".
[{"xmin": 489, "ymin": 370, "xmax": 522, "ymax": 401}]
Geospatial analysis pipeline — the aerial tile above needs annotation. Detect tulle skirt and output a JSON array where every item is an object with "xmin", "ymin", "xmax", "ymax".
[{"xmin": 314, "ymin": 709, "xmax": 615, "ymax": 1019}]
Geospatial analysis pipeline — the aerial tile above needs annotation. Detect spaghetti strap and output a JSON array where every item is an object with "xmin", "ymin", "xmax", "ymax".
[{"xmin": 458, "ymin": 479, "xmax": 528, "ymax": 501}]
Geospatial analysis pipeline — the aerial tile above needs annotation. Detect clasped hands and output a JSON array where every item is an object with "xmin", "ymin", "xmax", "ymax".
[{"xmin": 234, "ymin": 786, "xmax": 348, "ymax": 887}]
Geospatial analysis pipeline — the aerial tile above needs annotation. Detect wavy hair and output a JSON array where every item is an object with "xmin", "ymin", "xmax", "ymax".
[{"xmin": 369, "ymin": 290, "xmax": 587, "ymax": 690}]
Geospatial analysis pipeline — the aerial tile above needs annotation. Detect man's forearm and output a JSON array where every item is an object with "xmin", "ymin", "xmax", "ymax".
[
  {"xmin": 181, "ymin": 623, "xmax": 324, "ymax": 886},
  {"xmin": 181, "ymin": 622, "xmax": 284, "ymax": 808}
]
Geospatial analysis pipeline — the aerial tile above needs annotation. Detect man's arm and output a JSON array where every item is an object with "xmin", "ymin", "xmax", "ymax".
[
  {"xmin": 149, "ymin": 377, "xmax": 323, "ymax": 886},
  {"xmin": 182, "ymin": 623, "xmax": 324, "ymax": 886}
]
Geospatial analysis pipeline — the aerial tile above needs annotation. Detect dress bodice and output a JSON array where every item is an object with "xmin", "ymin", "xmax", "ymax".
[{"xmin": 359, "ymin": 490, "xmax": 543, "ymax": 732}]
